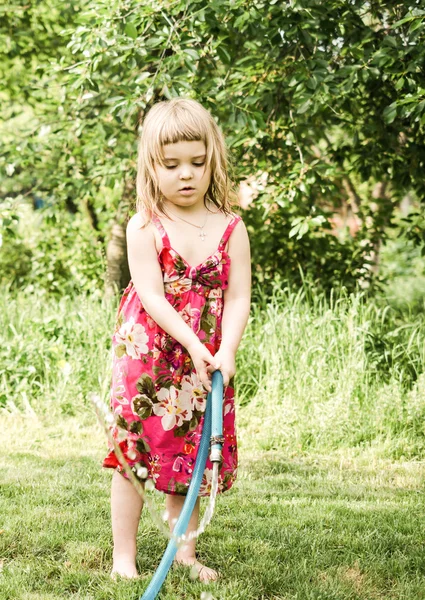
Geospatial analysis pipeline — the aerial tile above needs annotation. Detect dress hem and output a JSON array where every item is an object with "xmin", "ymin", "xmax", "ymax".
[{"xmin": 102, "ymin": 462, "xmax": 236, "ymax": 496}]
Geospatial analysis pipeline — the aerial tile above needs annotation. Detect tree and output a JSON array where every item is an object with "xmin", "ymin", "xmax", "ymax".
[{"xmin": 2, "ymin": 0, "xmax": 425, "ymax": 294}]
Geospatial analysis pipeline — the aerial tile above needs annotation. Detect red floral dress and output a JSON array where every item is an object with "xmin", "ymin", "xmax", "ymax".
[{"xmin": 103, "ymin": 213, "xmax": 241, "ymax": 496}]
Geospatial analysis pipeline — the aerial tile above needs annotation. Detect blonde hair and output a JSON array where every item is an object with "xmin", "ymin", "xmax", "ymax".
[{"xmin": 136, "ymin": 98, "xmax": 234, "ymax": 220}]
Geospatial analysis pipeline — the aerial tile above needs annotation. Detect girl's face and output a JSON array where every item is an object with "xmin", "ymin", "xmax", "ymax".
[{"xmin": 155, "ymin": 140, "xmax": 211, "ymax": 209}]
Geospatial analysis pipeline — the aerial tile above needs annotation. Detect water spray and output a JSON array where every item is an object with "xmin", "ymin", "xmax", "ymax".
[{"xmin": 92, "ymin": 370, "xmax": 224, "ymax": 598}]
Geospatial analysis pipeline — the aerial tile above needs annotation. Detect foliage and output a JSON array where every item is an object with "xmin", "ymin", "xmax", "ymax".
[
  {"xmin": 246, "ymin": 200, "xmax": 373, "ymax": 295},
  {"xmin": 1, "ymin": 0, "xmax": 425, "ymax": 292},
  {"xmin": 379, "ymin": 231, "xmax": 425, "ymax": 312},
  {"xmin": 0, "ymin": 198, "xmax": 33, "ymax": 284},
  {"xmin": 0, "ymin": 200, "xmax": 105, "ymax": 296}
]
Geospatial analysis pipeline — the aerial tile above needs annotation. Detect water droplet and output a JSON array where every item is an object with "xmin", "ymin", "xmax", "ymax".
[
  {"xmin": 128, "ymin": 450, "xmax": 137, "ymax": 460},
  {"xmin": 162, "ymin": 510, "xmax": 169, "ymax": 522},
  {"xmin": 117, "ymin": 430, "xmax": 127, "ymax": 442},
  {"xmin": 145, "ymin": 479, "xmax": 154, "ymax": 491},
  {"xmin": 189, "ymin": 565, "xmax": 198, "ymax": 581},
  {"xmin": 60, "ymin": 361, "xmax": 72, "ymax": 376},
  {"xmin": 200, "ymin": 593, "xmax": 214, "ymax": 600},
  {"xmin": 137, "ymin": 466, "xmax": 148, "ymax": 479}
]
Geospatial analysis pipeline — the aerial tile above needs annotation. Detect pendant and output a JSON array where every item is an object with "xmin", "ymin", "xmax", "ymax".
[{"xmin": 199, "ymin": 230, "xmax": 206, "ymax": 241}]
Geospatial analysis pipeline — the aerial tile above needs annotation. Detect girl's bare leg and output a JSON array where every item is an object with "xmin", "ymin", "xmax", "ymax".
[
  {"xmin": 111, "ymin": 470, "xmax": 143, "ymax": 578},
  {"xmin": 166, "ymin": 495, "xmax": 218, "ymax": 582}
]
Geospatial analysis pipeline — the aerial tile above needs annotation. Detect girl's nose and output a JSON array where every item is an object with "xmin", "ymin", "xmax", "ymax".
[{"xmin": 179, "ymin": 165, "xmax": 193, "ymax": 179}]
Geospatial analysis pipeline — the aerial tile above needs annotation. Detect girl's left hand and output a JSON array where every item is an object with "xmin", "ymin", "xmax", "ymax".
[{"xmin": 209, "ymin": 347, "xmax": 236, "ymax": 388}]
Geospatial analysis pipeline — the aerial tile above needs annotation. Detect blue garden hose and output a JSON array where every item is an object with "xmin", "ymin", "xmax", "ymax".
[{"xmin": 140, "ymin": 370, "xmax": 224, "ymax": 600}]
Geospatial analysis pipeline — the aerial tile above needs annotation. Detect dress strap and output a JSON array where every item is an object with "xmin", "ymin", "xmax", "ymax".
[
  {"xmin": 218, "ymin": 214, "xmax": 242, "ymax": 251},
  {"xmin": 151, "ymin": 214, "xmax": 171, "ymax": 248}
]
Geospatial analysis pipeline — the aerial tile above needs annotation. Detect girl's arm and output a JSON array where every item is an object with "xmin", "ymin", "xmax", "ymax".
[
  {"xmin": 215, "ymin": 220, "xmax": 251, "ymax": 386},
  {"xmin": 126, "ymin": 213, "xmax": 218, "ymax": 391}
]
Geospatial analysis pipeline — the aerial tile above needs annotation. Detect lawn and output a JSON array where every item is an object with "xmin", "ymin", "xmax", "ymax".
[
  {"xmin": 1, "ymin": 281, "xmax": 425, "ymax": 599},
  {"xmin": 1, "ymin": 415, "xmax": 425, "ymax": 600}
]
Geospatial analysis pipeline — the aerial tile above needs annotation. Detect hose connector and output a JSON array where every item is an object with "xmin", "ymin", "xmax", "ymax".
[{"xmin": 209, "ymin": 435, "xmax": 225, "ymax": 463}]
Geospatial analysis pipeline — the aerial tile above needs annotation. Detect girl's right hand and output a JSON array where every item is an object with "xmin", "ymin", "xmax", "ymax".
[{"xmin": 187, "ymin": 341, "xmax": 219, "ymax": 392}]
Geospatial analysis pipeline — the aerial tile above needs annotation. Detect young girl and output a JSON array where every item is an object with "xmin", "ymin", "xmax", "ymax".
[{"xmin": 103, "ymin": 97, "xmax": 251, "ymax": 582}]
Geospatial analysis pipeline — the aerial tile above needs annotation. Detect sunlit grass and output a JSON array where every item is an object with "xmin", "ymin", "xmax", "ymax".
[
  {"xmin": 1, "ymin": 285, "xmax": 425, "ymax": 458},
  {"xmin": 237, "ymin": 286, "xmax": 425, "ymax": 458},
  {"xmin": 0, "ymin": 288, "xmax": 116, "ymax": 420},
  {"xmin": 1, "ymin": 283, "xmax": 425, "ymax": 598},
  {"xmin": 1, "ymin": 416, "xmax": 425, "ymax": 600}
]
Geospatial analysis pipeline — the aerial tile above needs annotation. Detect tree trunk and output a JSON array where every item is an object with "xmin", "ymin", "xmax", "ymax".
[
  {"xmin": 104, "ymin": 177, "xmax": 134, "ymax": 297},
  {"xmin": 369, "ymin": 181, "xmax": 389, "ymax": 277}
]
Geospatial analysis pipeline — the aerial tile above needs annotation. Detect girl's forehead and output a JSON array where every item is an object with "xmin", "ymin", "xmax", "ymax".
[{"xmin": 161, "ymin": 140, "xmax": 206, "ymax": 159}]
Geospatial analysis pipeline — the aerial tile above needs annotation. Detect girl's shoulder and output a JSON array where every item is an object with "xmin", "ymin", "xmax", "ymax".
[
  {"xmin": 220, "ymin": 211, "xmax": 249, "ymax": 255},
  {"xmin": 127, "ymin": 211, "xmax": 162, "ymax": 254},
  {"xmin": 226, "ymin": 210, "xmax": 246, "ymax": 231},
  {"xmin": 126, "ymin": 211, "xmax": 155, "ymax": 242},
  {"xmin": 127, "ymin": 211, "xmax": 147, "ymax": 230},
  {"xmin": 217, "ymin": 207, "xmax": 243, "ymax": 224}
]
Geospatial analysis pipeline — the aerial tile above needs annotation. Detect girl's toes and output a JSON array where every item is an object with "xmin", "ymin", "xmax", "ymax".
[
  {"xmin": 197, "ymin": 564, "xmax": 218, "ymax": 582},
  {"xmin": 174, "ymin": 558, "xmax": 219, "ymax": 582},
  {"xmin": 111, "ymin": 560, "xmax": 139, "ymax": 579}
]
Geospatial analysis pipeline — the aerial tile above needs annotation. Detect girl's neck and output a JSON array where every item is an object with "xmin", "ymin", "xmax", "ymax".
[{"xmin": 163, "ymin": 199, "xmax": 220, "ymax": 219}]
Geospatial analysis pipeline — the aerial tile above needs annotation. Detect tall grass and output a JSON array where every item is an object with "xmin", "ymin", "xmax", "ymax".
[
  {"xmin": 1, "ymin": 284, "xmax": 425, "ymax": 458},
  {"xmin": 0, "ymin": 287, "xmax": 116, "ymax": 421},
  {"xmin": 237, "ymin": 287, "xmax": 425, "ymax": 457}
]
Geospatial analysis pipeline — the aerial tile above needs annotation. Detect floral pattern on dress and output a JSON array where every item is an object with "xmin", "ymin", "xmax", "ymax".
[
  {"xmin": 115, "ymin": 317, "xmax": 149, "ymax": 359},
  {"xmin": 103, "ymin": 213, "xmax": 241, "ymax": 496}
]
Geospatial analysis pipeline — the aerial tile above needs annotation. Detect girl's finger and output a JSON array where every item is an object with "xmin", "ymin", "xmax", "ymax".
[
  {"xmin": 202, "ymin": 350, "xmax": 220, "ymax": 370},
  {"xmin": 221, "ymin": 372, "xmax": 229, "ymax": 387},
  {"xmin": 200, "ymin": 368, "xmax": 212, "ymax": 392}
]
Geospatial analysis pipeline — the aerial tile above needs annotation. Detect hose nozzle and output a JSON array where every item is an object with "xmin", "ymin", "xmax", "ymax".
[{"xmin": 209, "ymin": 435, "xmax": 225, "ymax": 463}]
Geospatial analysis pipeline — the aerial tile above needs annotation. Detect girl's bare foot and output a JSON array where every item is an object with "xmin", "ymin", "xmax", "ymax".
[
  {"xmin": 111, "ymin": 558, "xmax": 139, "ymax": 579},
  {"xmin": 174, "ymin": 555, "xmax": 218, "ymax": 582}
]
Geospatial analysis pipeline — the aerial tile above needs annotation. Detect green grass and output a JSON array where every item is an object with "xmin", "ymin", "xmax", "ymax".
[
  {"xmin": 1, "ymin": 284, "xmax": 425, "ymax": 457},
  {"xmin": 0, "ymin": 288, "xmax": 115, "ymax": 420},
  {"xmin": 1, "ymin": 283, "xmax": 425, "ymax": 598},
  {"xmin": 1, "ymin": 416, "xmax": 425, "ymax": 600},
  {"xmin": 237, "ymin": 287, "xmax": 425, "ymax": 458}
]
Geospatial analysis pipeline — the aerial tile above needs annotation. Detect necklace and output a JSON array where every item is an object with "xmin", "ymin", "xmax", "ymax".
[{"xmin": 168, "ymin": 209, "xmax": 210, "ymax": 241}]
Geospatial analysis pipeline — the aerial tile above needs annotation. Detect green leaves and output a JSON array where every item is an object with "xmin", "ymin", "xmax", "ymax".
[
  {"xmin": 124, "ymin": 22, "xmax": 138, "ymax": 40},
  {"xmin": 129, "ymin": 420, "xmax": 143, "ymax": 434},
  {"xmin": 3, "ymin": 0, "xmax": 425, "ymax": 295},
  {"xmin": 289, "ymin": 215, "xmax": 327, "ymax": 240},
  {"xmin": 297, "ymin": 99, "xmax": 312, "ymax": 114},
  {"xmin": 383, "ymin": 102, "xmax": 397, "ymax": 124},
  {"xmin": 136, "ymin": 438, "xmax": 151, "ymax": 453},
  {"xmin": 132, "ymin": 394, "xmax": 154, "ymax": 420},
  {"xmin": 391, "ymin": 10, "xmax": 425, "ymax": 29}
]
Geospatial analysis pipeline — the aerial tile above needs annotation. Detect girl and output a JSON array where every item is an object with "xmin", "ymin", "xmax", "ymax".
[{"xmin": 103, "ymin": 97, "xmax": 251, "ymax": 582}]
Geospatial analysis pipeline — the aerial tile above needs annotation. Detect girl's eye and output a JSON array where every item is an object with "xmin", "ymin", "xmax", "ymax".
[{"xmin": 164, "ymin": 163, "xmax": 204, "ymax": 169}]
